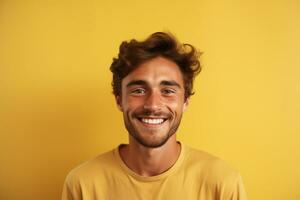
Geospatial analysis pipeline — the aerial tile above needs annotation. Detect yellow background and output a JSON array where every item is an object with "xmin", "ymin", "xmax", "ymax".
[{"xmin": 1, "ymin": 0, "xmax": 299, "ymax": 199}]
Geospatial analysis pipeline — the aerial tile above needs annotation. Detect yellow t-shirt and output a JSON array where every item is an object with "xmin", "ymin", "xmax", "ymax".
[{"xmin": 62, "ymin": 144, "xmax": 247, "ymax": 200}]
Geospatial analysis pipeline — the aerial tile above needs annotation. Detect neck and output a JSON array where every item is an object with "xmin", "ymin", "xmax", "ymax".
[{"xmin": 119, "ymin": 136, "xmax": 181, "ymax": 177}]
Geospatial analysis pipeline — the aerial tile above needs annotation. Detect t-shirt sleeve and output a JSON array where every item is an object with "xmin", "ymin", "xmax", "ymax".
[
  {"xmin": 229, "ymin": 174, "xmax": 248, "ymax": 200},
  {"xmin": 61, "ymin": 172, "xmax": 82, "ymax": 200}
]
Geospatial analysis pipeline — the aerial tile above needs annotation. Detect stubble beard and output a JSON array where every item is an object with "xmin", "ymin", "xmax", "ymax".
[{"xmin": 123, "ymin": 111, "xmax": 182, "ymax": 148}]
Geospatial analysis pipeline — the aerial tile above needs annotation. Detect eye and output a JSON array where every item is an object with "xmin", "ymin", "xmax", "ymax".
[
  {"xmin": 131, "ymin": 88, "xmax": 146, "ymax": 95},
  {"xmin": 162, "ymin": 88, "xmax": 176, "ymax": 95}
]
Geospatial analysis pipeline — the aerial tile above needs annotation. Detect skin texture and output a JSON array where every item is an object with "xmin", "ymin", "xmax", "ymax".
[{"xmin": 116, "ymin": 56, "xmax": 188, "ymax": 176}]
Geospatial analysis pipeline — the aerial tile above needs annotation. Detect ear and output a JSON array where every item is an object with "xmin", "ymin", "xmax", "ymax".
[
  {"xmin": 183, "ymin": 98, "xmax": 189, "ymax": 112},
  {"xmin": 115, "ymin": 95, "xmax": 123, "ymax": 111}
]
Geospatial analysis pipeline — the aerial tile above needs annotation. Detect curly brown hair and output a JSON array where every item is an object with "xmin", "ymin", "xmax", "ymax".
[{"xmin": 110, "ymin": 32, "xmax": 202, "ymax": 100}]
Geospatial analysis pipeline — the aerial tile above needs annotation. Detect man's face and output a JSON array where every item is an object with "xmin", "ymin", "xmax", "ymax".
[{"xmin": 116, "ymin": 56, "xmax": 188, "ymax": 148}]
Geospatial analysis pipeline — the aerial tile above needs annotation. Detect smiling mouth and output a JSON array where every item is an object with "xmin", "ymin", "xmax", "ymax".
[{"xmin": 138, "ymin": 118, "xmax": 167, "ymax": 125}]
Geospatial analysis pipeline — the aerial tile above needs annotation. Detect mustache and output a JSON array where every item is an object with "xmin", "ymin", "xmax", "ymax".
[{"xmin": 132, "ymin": 109, "xmax": 171, "ymax": 118}]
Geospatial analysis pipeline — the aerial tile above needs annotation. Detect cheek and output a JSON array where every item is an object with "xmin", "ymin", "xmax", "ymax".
[
  {"xmin": 166, "ymin": 100, "xmax": 185, "ymax": 112},
  {"xmin": 122, "ymin": 97, "xmax": 144, "ymax": 111}
]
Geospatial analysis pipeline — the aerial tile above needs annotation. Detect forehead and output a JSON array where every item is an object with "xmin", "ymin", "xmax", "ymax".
[{"xmin": 122, "ymin": 57, "xmax": 184, "ymax": 86}]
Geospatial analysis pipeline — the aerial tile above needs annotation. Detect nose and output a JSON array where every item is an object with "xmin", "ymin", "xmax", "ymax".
[{"xmin": 143, "ymin": 91, "xmax": 162, "ymax": 111}]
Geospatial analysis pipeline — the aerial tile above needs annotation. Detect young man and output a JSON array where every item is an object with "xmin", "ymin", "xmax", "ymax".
[{"xmin": 62, "ymin": 32, "xmax": 247, "ymax": 200}]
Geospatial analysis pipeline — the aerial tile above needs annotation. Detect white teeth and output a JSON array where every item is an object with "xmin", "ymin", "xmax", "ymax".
[{"xmin": 141, "ymin": 118, "xmax": 164, "ymax": 125}]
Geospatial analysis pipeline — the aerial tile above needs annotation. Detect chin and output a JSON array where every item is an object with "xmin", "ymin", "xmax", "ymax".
[{"xmin": 132, "ymin": 131, "xmax": 172, "ymax": 148}]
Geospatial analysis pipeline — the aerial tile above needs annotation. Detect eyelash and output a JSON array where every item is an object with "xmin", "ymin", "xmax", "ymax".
[
  {"xmin": 162, "ymin": 89, "xmax": 176, "ymax": 95},
  {"xmin": 131, "ymin": 88, "xmax": 146, "ymax": 95},
  {"xmin": 131, "ymin": 88, "xmax": 176, "ymax": 95}
]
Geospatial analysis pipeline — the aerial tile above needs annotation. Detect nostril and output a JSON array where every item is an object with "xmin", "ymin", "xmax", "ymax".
[{"xmin": 142, "ymin": 104, "xmax": 162, "ymax": 111}]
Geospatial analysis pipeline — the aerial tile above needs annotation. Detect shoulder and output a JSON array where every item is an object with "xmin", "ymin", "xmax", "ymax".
[
  {"xmin": 64, "ymin": 149, "xmax": 117, "ymax": 185},
  {"xmin": 183, "ymin": 145, "xmax": 247, "ymax": 198},
  {"xmin": 183, "ymin": 145, "xmax": 241, "ymax": 184},
  {"xmin": 62, "ymin": 148, "xmax": 127, "ymax": 199}
]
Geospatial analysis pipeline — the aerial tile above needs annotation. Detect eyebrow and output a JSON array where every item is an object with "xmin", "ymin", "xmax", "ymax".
[
  {"xmin": 126, "ymin": 80, "xmax": 181, "ymax": 88},
  {"xmin": 126, "ymin": 80, "xmax": 147, "ymax": 88},
  {"xmin": 160, "ymin": 80, "xmax": 181, "ymax": 88}
]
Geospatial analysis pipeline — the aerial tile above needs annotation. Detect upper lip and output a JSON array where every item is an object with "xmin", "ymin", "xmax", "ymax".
[
  {"xmin": 133, "ymin": 111, "xmax": 171, "ymax": 120},
  {"xmin": 138, "ymin": 116, "xmax": 168, "ymax": 119}
]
